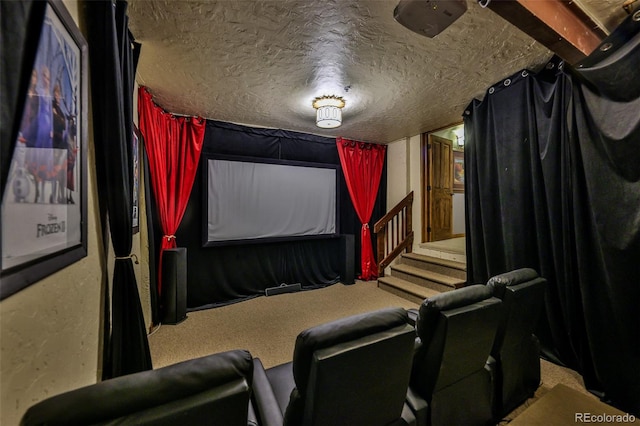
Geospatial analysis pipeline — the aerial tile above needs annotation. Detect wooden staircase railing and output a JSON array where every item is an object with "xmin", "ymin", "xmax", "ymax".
[{"xmin": 374, "ymin": 191, "xmax": 414, "ymax": 277}]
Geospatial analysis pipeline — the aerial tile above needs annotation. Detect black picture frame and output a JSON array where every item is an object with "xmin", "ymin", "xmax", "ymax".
[
  {"xmin": 132, "ymin": 125, "xmax": 141, "ymax": 234},
  {"xmin": 0, "ymin": 0, "xmax": 88, "ymax": 300}
]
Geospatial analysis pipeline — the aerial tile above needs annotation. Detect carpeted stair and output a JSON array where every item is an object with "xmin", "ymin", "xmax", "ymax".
[{"xmin": 378, "ymin": 252, "xmax": 466, "ymax": 304}]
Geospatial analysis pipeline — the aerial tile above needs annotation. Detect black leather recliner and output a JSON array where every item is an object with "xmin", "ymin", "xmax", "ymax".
[
  {"xmin": 487, "ymin": 268, "xmax": 547, "ymax": 418},
  {"xmin": 407, "ymin": 285, "xmax": 502, "ymax": 426},
  {"xmin": 21, "ymin": 349, "xmax": 255, "ymax": 426},
  {"xmin": 251, "ymin": 307, "xmax": 417, "ymax": 426}
]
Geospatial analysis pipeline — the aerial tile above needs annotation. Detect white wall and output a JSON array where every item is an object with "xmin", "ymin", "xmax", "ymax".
[
  {"xmin": 0, "ymin": 2, "xmax": 106, "ymax": 424},
  {"xmin": 453, "ymin": 193, "xmax": 465, "ymax": 235}
]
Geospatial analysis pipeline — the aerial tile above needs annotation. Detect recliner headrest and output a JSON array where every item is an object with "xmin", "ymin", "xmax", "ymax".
[
  {"xmin": 21, "ymin": 350, "xmax": 254, "ymax": 426},
  {"xmin": 487, "ymin": 268, "xmax": 539, "ymax": 299},
  {"xmin": 416, "ymin": 285, "xmax": 494, "ymax": 339},
  {"xmin": 292, "ymin": 307, "xmax": 408, "ymax": 391}
]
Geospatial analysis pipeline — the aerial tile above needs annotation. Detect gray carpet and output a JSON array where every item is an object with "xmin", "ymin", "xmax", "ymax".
[
  {"xmin": 149, "ymin": 280, "xmax": 417, "ymax": 369},
  {"xmin": 149, "ymin": 279, "xmax": 602, "ymax": 421}
]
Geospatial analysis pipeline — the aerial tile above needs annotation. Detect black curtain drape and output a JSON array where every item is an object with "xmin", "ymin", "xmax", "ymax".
[
  {"xmin": 0, "ymin": 1, "xmax": 46, "ymax": 199},
  {"xmin": 148, "ymin": 120, "xmax": 386, "ymax": 310},
  {"xmin": 464, "ymin": 14, "xmax": 640, "ymax": 414},
  {"xmin": 84, "ymin": 0, "xmax": 152, "ymax": 378}
]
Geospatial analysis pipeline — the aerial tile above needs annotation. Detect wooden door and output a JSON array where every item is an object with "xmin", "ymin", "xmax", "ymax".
[{"xmin": 426, "ymin": 135, "xmax": 453, "ymax": 241}]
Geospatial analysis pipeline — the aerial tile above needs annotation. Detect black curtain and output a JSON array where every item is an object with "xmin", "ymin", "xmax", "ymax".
[
  {"xmin": 84, "ymin": 0, "xmax": 152, "ymax": 378},
  {"xmin": 464, "ymin": 14, "xmax": 640, "ymax": 414},
  {"xmin": 149, "ymin": 120, "xmax": 386, "ymax": 310},
  {"xmin": 0, "ymin": 1, "xmax": 46, "ymax": 199}
]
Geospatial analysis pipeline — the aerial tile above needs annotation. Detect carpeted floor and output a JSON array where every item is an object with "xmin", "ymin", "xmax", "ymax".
[
  {"xmin": 149, "ymin": 280, "xmax": 417, "ymax": 369},
  {"xmin": 149, "ymin": 279, "xmax": 604, "ymax": 423}
]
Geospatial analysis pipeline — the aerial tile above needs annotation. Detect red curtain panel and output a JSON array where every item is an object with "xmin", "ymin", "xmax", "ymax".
[
  {"xmin": 138, "ymin": 86, "xmax": 205, "ymax": 294},
  {"xmin": 336, "ymin": 137, "xmax": 386, "ymax": 280}
]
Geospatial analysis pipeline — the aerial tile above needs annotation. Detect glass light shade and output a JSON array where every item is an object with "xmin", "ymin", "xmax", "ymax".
[
  {"xmin": 313, "ymin": 96, "xmax": 345, "ymax": 129},
  {"xmin": 316, "ymin": 106, "xmax": 342, "ymax": 128}
]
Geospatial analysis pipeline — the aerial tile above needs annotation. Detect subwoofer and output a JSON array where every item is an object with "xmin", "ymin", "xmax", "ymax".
[
  {"xmin": 161, "ymin": 247, "xmax": 187, "ymax": 325},
  {"xmin": 394, "ymin": 0, "xmax": 467, "ymax": 38}
]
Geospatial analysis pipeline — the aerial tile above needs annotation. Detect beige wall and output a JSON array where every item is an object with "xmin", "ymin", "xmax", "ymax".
[
  {"xmin": 408, "ymin": 134, "xmax": 422, "ymax": 244},
  {"xmin": 386, "ymin": 134, "xmax": 423, "ymax": 251},
  {"xmin": 0, "ymin": 2, "xmax": 105, "ymax": 425},
  {"xmin": 132, "ymin": 83, "xmax": 153, "ymax": 331},
  {"xmin": 386, "ymin": 137, "xmax": 409, "ymax": 208}
]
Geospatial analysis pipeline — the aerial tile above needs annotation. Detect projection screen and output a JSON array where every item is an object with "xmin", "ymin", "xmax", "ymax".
[{"xmin": 204, "ymin": 156, "xmax": 338, "ymax": 246}]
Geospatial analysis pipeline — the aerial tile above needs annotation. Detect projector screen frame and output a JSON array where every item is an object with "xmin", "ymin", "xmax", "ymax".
[{"xmin": 201, "ymin": 153, "xmax": 341, "ymax": 247}]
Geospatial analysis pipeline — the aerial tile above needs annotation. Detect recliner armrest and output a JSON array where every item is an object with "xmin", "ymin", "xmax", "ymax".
[
  {"xmin": 247, "ymin": 401, "xmax": 258, "ymax": 426},
  {"xmin": 407, "ymin": 308, "xmax": 418, "ymax": 326},
  {"xmin": 406, "ymin": 386, "xmax": 428, "ymax": 426},
  {"xmin": 250, "ymin": 358, "xmax": 284, "ymax": 426}
]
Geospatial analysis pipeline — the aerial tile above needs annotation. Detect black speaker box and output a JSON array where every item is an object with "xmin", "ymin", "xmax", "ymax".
[
  {"xmin": 340, "ymin": 234, "xmax": 355, "ymax": 285},
  {"xmin": 394, "ymin": 0, "xmax": 467, "ymax": 38},
  {"xmin": 162, "ymin": 247, "xmax": 187, "ymax": 325},
  {"xmin": 265, "ymin": 283, "xmax": 302, "ymax": 296}
]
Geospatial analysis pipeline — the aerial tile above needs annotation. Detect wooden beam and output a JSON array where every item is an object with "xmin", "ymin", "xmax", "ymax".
[{"xmin": 485, "ymin": 0, "xmax": 607, "ymax": 64}]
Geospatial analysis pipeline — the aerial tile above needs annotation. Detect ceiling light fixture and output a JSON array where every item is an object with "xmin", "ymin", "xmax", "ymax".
[{"xmin": 312, "ymin": 95, "xmax": 345, "ymax": 129}]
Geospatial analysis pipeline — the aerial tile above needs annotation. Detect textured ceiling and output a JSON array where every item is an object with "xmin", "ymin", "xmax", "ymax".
[{"xmin": 127, "ymin": 0, "xmax": 628, "ymax": 144}]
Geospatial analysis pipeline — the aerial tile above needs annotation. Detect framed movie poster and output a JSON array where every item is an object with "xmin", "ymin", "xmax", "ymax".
[
  {"xmin": 1, "ymin": 0, "xmax": 88, "ymax": 299},
  {"xmin": 453, "ymin": 150, "xmax": 465, "ymax": 193},
  {"xmin": 132, "ymin": 126, "xmax": 141, "ymax": 234}
]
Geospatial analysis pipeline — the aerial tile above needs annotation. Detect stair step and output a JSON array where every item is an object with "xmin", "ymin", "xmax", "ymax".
[
  {"xmin": 390, "ymin": 264, "xmax": 466, "ymax": 293},
  {"xmin": 415, "ymin": 247, "xmax": 466, "ymax": 264},
  {"xmin": 401, "ymin": 252, "xmax": 467, "ymax": 280},
  {"xmin": 403, "ymin": 252, "xmax": 466, "ymax": 269},
  {"xmin": 378, "ymin": 276, "xmax": 440, "ymax": 305}
]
